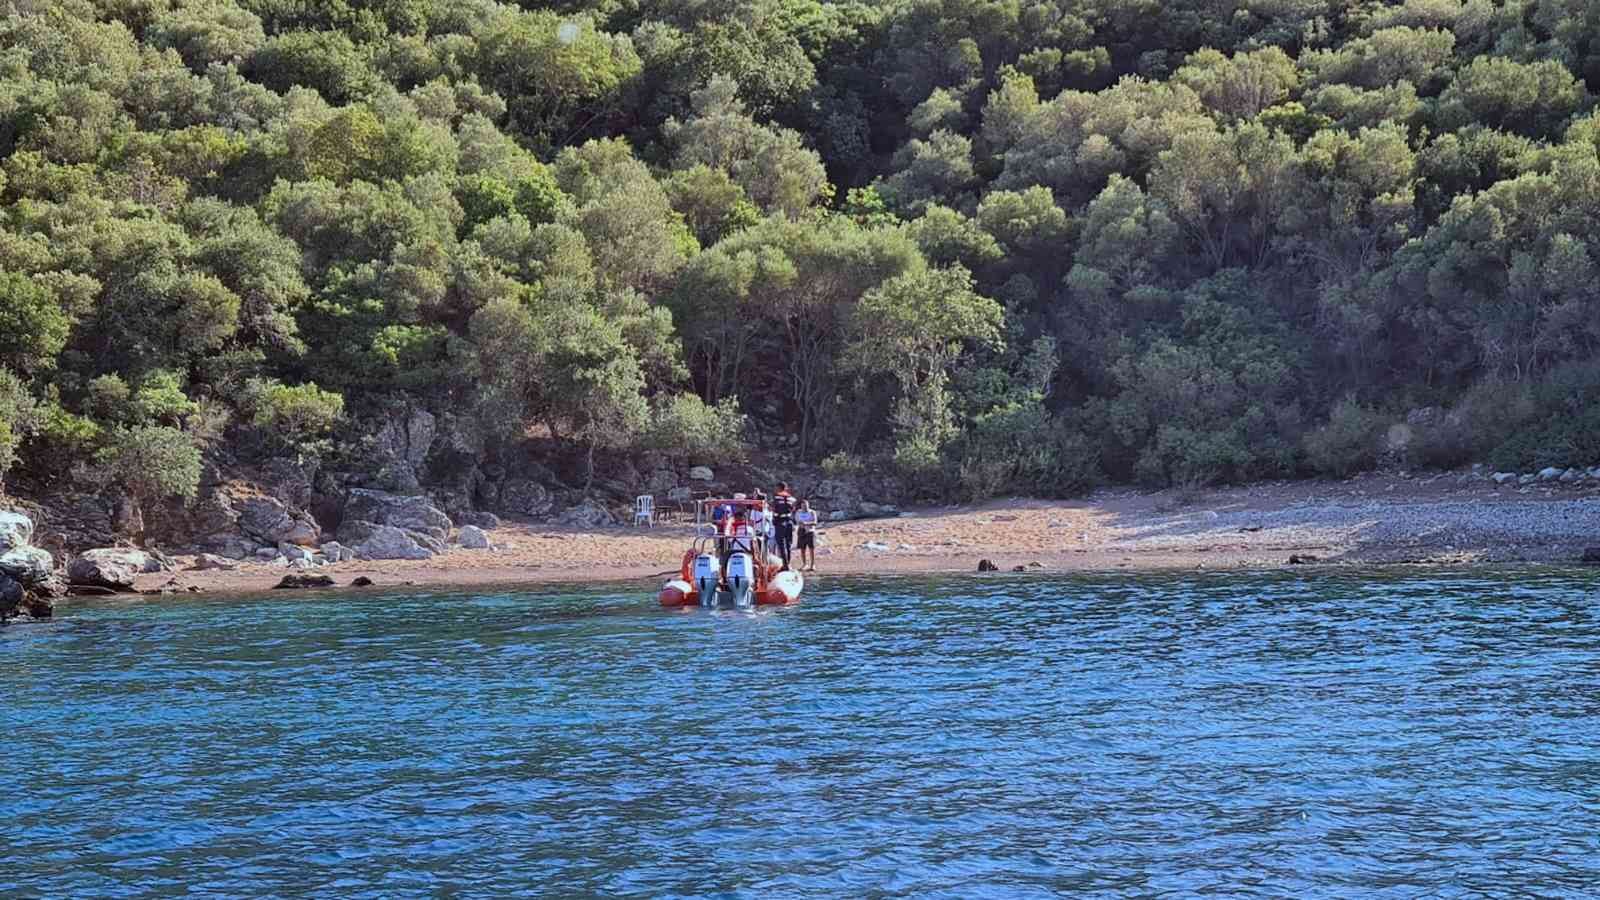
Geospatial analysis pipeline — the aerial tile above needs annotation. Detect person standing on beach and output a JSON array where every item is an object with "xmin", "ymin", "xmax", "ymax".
[
  {"xmin": 771, "ymin": 482, "xmax": 796, "ymax": 569},
  {"xmin": 794, "ymin": 499, "xmax": 818, "ymax": 572}
]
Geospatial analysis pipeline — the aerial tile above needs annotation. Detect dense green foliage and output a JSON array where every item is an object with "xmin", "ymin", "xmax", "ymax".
[{"xmin": 6, "ymin": 0, "xmax": 1600, "ymax": 506}]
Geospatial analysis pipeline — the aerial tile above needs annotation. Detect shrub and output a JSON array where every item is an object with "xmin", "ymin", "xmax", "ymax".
[
  {"xmin": 1303, "ymin": 398, "xmax": 1387, "ymax": 476},
  {"xmin": 646, "ymin": 394, "xmax": 746, "ymax": 463},
  {"xmin": 820, "ymin": 450, "xmax": 866, "ymax": 477},
  {"xmin": 0, "ymin": 368, "xmax": 39, "ymax": 489},
  {"xmin": 246, "ymin": 379, "xmax": 345, "ymax": 455},
  {"xmin": 98, "ymin": 425, "xmax": 203, "ymax": 507}
]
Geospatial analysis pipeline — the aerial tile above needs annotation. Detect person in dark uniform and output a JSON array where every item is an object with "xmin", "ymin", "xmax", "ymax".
[{"xmin": 770, "ymin": 481, "xmax": 797, "ymax": 569}]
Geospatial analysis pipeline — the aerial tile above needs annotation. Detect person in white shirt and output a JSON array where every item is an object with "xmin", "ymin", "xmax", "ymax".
[{"xmin": 794, "ymin": 499, "xmax": 819, "ymax": 571}]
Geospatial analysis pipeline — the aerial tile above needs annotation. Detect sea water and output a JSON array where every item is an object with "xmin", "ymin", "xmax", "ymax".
[{"xmin": 5, "ymin": 571, "xmax": 1599, "ymax": 896}]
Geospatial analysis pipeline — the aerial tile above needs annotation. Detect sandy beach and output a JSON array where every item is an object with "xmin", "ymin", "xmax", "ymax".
[{"xmin": 124, "ymin": 471, "xmax": 1600, "ymax": 595}]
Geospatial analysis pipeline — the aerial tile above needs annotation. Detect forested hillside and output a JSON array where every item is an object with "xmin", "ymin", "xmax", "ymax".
[{"xmin": 5, "ymin": 0, "xmax": 1600, "ymax": 518}]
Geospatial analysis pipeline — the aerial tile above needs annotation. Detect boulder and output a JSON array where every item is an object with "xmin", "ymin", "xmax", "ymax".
[
  {"xmin": 237, "ymin": 496, "xmax": 319, "ymax": 547},
  {"xmin": 340, "ymin": 489, "xmax": 452, "ymax": 541},
  {"xmin": 1539, "ymin": 466, "xmax": 1565, "ymax": 481},
  {"xmin": 861, "ymin": 541, "xmax": 891, "ymax": 552},
  {"xmin": 190, "ymin": 554, "xmax": 237, "ymax": 572},
  {"xmin": 0, "ymin": 509, "xmax": 34, "ymax": 551},
  {"xmin": 667, "ymin": 486, "xmax": 693, "ymax": 503},
  {"xmin": 1520, "ymin": 474, "xmax": 1538, "ymax": 485},
  {"xmin": 556, "ymin": 499, "xmax": 616, "ymax": 529},
  {"xmin": 353, "ymin": 525, "xmax": 434, "ymax": 561},
  {"xmin": 1492, "ymin": 472, "xmax": 1517, "ymax": 485},
  {"xmin": 278, "ymin": 544, "xmax": 315, "ymax": 564},
  {"xmin": 1561, "ymin": 468, "xmax": 1582, "ymax": 483},
  {"xmin": 1288, "ymin": 554, "xmax": 1319, "ymax": 565},
  {"xmin": 689, "ymin": 466, "xmax": 714, "ymax": 482},
  {"xmin": 456, "ymin": 510, "xmax": 501, "ymax": 530},
  {"xmin": 499, "ymin": 480, "xmax": 554, "ymax": 517},
  {"xmin": 810, "ymin": 478, "xmax": 864, "ymax": 519},
  {"xmin": 254, "ymin": 547, "xmax": 280, "ymax": 561},
  {"xmin": 319, "ymin": 541, "xmax": 355, "ymax": 563},
  {"xmin": 858, "ymin": 502, "xmax": 899, "ymax": 519},
  {"xmin": 0, "ymin": 573, "xmax": 23, "ymax": 614},
  {"xmin": 977, "ymin": 559, "xmax": 999, "ymax": 572},
  {"xmin": 274, "ymin": 574, "xmax": 336, "ymax": 589},
  {"xmin": 68, "ymin": 548, "xmax": 150, "ymax": 592},
  {"xmin": 351, "ymin": 576, "xmax": 375, "ymax": 587},
  {"xmin": 1583, "ymin": 547, "xmax": 1600, "ymax": 565},
  {"xmin": 458, "ymin": 525, "xmax": 490, "ymax": 549},
  {"xmin": 646, "ymin": 469, "xmax": 677, "ymax": 495},
  {"xmin": 0, "ymin": 546, "xmax": 54, "ymax": 585}
]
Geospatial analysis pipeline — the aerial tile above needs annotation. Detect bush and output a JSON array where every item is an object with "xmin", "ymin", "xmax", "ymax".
[
  {"xmin": 820, "ymin": 450, "xmax": 866, "ymax": 477},
  {"xmin": 1303, "ymin": 398, "xmax": 1387, "ymax": 476},
  {"xmin": 246, "ymin": 379, "xmax": 345, "ymax": 455},
  {"xmin": 98, "ymin": 425, "xmax": 203, "ymax": 506},
  {"xmin": 646, "ymin": 394, "xmax": 745, "ymax": 463},
  {"xmin": 0, "ymin": 368, "xmax": 39, "ymax": 488}
]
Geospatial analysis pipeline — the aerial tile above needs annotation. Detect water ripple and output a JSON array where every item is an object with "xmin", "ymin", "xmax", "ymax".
[{"xmin": 4, "ymin": 571, "xmax": 1600, "ymax": 896}]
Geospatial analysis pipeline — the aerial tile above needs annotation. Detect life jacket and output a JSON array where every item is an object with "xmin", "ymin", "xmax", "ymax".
[{"xmin": 772, "ymin": 491, "xmax": 796, "ymax": 522}]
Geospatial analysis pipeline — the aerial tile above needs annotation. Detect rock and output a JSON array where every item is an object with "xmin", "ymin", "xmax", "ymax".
[
  {"xmin": 456, "ymin": 511, "xmax": 501, "ymax": 530},
  {"xmin": 991, "ymin": 515, "xmax": 1019, "ymax": 523},
  {"xmin": 319, "ymin": 541, "xmax": 355, "ymax": 563},
  {"xmin": 667, "ymin": 486, "xmax": 693, "ymax": 503},
  {"xmin": 1288, "ymin": 554, "xmax": 1319, "ymax": 565},
  {"xmin": 977, "ymin": 559, "xmax": 999, "ymax": 572},
  {"xmin": 190, "ymin": 553, "xmax": 237, "ymax": 572},
  {"xmin": 351, "ymin": 576, "xmax": 375, "ymax": 587},
  {"xmin": 829, "ymin": 509, "xmax": 850, "ymax": 522},
  {"xmin": 861, "ymin": 541, "xmax": 891, "ymax": 552},
  {"xmin": 1520, "ymin": 474, "xmax": 1538, "ymax": 486},
  {"xmin": 1492, "ymin": 472, "xmax": 1518, "ymax": 485},
  {"xmin": 371, "ymin": 407, "xmax": 436, "ymax": 492},
  {"xmin": 290, "ymin": 558, "xmax": 314, "ymax": 570},
  {"xmin": 254, "ymin": 547, "xmax": 280, "ymax": 561},
  {"xmin": 1561, "ymin": 468, "xmax": 1582, "ymax": 483},
  {"xmin": 646, "ymin": 469, "xmax": 677, "ymax": 494},
  {"xmin": 0, "ymin": 546, "xmax": 54, "ymax": 585},
  {"xmin": 811, "ymin": 478, "xmax": 864, "ymax": 519},
  {"xmin": 1011, "ymin": 565, "xmax": 1027, "ymax": 573},
  {"xmin": 278, "ymin": 543, "xmax": 315, "ymax": 563},
  {"xmin": 689, "ymin": 466, "xmax": 714, "ymax": 482},
  {"xmin": 1589, "ymin": 467, "xmax": 1600, "ymax": 480},
  {"xmin": 1539, "ymin": 466, "xmax": 1565, "ymax": 481},
  {"xmin": 458, "ymin": 525, "xmax": 490, "ymax": 549},
  {"xmin": 499, "ymin": 480, "xmax": 554, "ymax": 517},
  {"xmin": 556, "ymin": 499, "xmax": 616, "ymax": 529},
  {"xmin": 0, "ymin": 509, "xmax": 34, "ymax": 551},
  {"xmin": 273, "ymin": 574, "xmax": 336, "ymax": 589},
  {"xmin": 67, "ymin": 548, "xmax": 150, "ymax": 592},
  {"xmin": 0, "ymin": 573, "xmax": 24, "ymax": 615},
  {"xmin": 858, "ymin": 502, "xmax": 900, "ymax": 518},
  {"xmin": 340, "ymin": 489, "xmax": 451, "ymax": 541},
  {"xmin": 237, "ymin": 496, "xmax": 319, "ymax": 547},
  {"xmin": 353, "ymin": 525, "xmax": 434, "ymax": 561}
]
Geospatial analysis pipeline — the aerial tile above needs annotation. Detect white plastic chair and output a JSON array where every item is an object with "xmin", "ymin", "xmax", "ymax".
[{"xmin": 633, "ymin": 495, "xmax": 655, "ymax": 527}]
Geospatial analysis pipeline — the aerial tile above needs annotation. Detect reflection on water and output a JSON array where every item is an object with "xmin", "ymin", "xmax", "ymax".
[{"xmin": 5, "ymin": 571, "xmax": 1600, "ymax": 896}]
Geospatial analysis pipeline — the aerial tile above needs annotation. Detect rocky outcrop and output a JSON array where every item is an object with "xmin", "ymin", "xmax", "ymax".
[
  {"xmin": 499, "ymin": 479, "xmax": 554, "ymax": 518},
  {"xmin": 0, "ymin": 509, "xmax": 59, "ymax": 621},
  {"xmin": 458, "ymin": 525, "xmax": 490, "ymax": 549},
  {"xmin": 372, "ymin": 407, "xmax": 436, "ymax": 492},
  {"xmin": 456, "ymin": 510, "xmax": 501, "ymax": 530},
  {"xmin": 68, "ymin": 548, "xmax": 151, "ymax": 592},
  {"xmin": 350, "ymin": 524, "xmax": 434, "ymax": 560},
  {"xmin": 237, "ymin": 496, "xmax": 319, "ymax": 547},
  {"xmin": 337, "ymin": 489, "xmax": 452, "ymax": 559},
  {"xmin": 319, "ymin": 541, "xmax": 355, "ymax": 563}
]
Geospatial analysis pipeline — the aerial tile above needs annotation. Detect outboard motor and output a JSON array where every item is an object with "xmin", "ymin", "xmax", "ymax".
[
  {"xmin": 726, "ymin": 552, "xmax": 755, "ymax": 608},
  {"xmin": 692, "ymin": 553, "xmax": 720, "ymax": 607}
]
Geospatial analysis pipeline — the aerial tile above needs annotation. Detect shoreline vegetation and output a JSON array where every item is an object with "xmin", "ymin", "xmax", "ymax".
[
  {"xmin": 10, "ymin": 3, "xmax": 1600, "ymax": 610},
  {"xmin": 124, "ymin": 471, "xmax": 1600, "ymax": 597}
]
